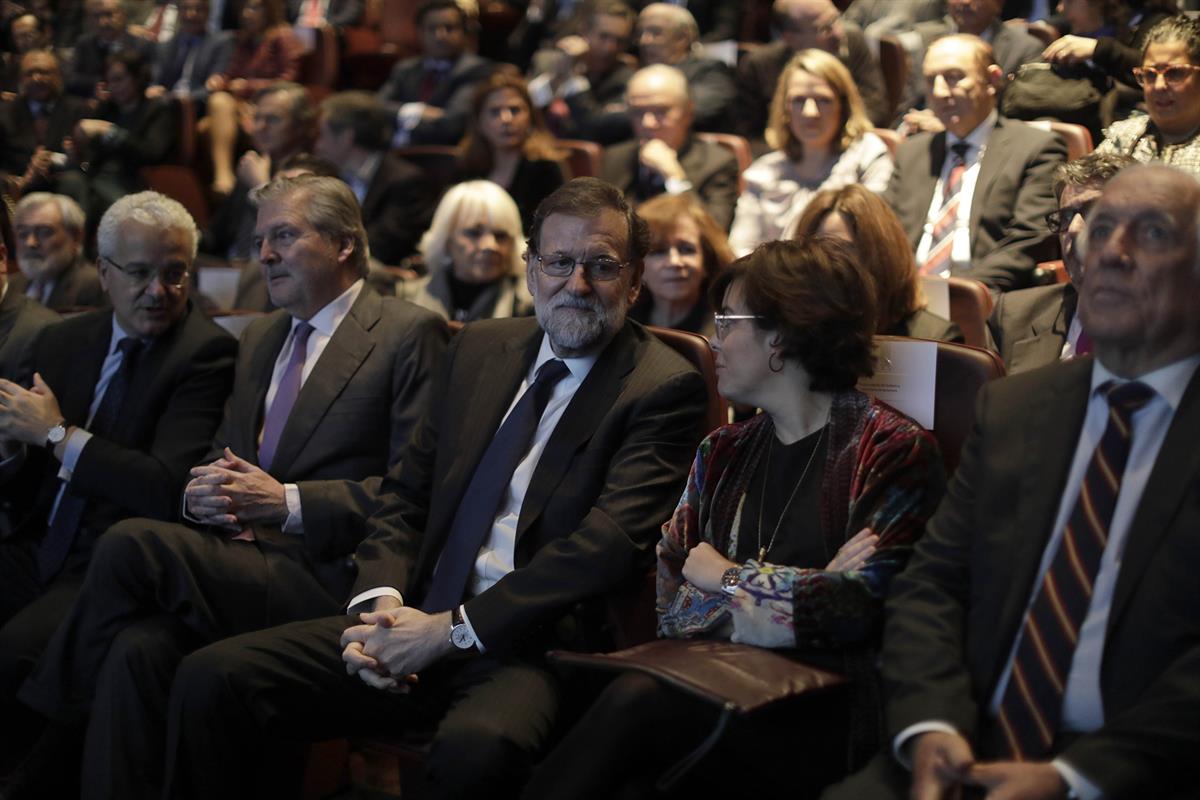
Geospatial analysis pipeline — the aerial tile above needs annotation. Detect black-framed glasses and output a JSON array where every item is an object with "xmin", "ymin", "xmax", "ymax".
[
  {"xmin": 1045, "ymin": 201, "xmax": 1095, "ymax": 235},
  {"xmin": 712, "ymin": 313, "xmax": 764, "ymax": 339},
  {"xmin": 1131, "ymin": 64, "xmax": 1200, "ymax": 88},
  {"xmin": 532, "ymin": 252, "xmax": 628, "ymax": 282},
  {"xmin": 100, "ymin": 255, "xmax": 189, "ymax": 290}
]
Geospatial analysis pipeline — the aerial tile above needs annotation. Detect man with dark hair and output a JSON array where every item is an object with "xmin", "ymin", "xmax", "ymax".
[
  {"xmin": 0, "ymin": 191, "xmax": 235, "ymax": 788},
  {"xmin": 377, "ymin": 0, "xmax": 494, "ymax": 146},
  {"xmin": 988, "ymin": 152, "xmax": 1135, "ymax": 373},
  {"xmin": 65, "ymin": 0, "xmax": 157, "ymax": 99},
  {"xmin": 827, "ymin": 163, "xmax": 1200, "ymax": 800},
  {"xmin": 0, "ymin": 51, "xmax": 89, "ymax": 198},
  {"xmin": 885, "ymin": 34, "xmax": 1065, "ymax": 292},
  {"xmin": 1, "ymin": 13, "xmax": 49, "ymax": 93},
  {"xmin": 12, "ymin": 176, "xmax": 447, "ymax": 800},
  {"xmin": 163, "ymin": 177, "xmax": 708, "ymax": 800},
  {"xmin": 314, "ymin": 91, "xmax": 434, "ymax": 265},
  {"xmin": 735, "ymin": 0, "xmax": 889, "ymax": 151},
  {"xmin": 148, "ymin": 0, "xmax": 234, "ymax": 111}
]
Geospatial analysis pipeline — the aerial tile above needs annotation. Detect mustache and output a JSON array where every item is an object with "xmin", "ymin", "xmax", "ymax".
[{"xmin": 547, "ymin": 294, "xmax": 601, "ymax": 312}]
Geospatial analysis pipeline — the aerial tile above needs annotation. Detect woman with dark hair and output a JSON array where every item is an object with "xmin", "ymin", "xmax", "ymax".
[
  {"xmin": 456, "ymin": 68, "xmax": 566, "ymax": 230},
  {"xmin": 67, "ymin": 47, "xmax": 177, "ymax": 220},
  {"xmin": 204, "ymin": 0, "xmax": 302, "ymax": 195},
  {"xmin": 628, "ymin": 193, "xmax": 732, "ymax": 337},
  {"xmin": 522, "ymin": 238, "xmax": 945, "ymax": 799},
  {"xmin": 1043, "ymin": 0, "xmax": 1177, "ymax": 91},
  {"xmin": 728, "ymin": 49, "xmax": 892, "ymax": 257},
  {"xmin": 792, "ymin": 185, "xmax": 962, "ymax": 342}
]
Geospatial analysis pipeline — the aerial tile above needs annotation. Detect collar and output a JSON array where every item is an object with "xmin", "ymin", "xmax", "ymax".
[
  {"xmin": 295, "ymin": 278, "xmax": 363, "ymax": 338},
  {"xmin": 949, "ymin": 109, "xmax": 998, "ymax": 154},
  {"xmin": 107, "ymin": 312, "xmax": 139, "ymax": 355},
  {"xmin": 1091, "ymin": 353, "xmax": 1200, "ymax": 414},
  {"xmin": 530, "ymin": 332, "xmax": 598, "ymax": 384},
  {"xmin": 344, "ymin": 150, "xmax": 382, "ymax": 186},
  {"xmin": 421, "ymin": 58, "xmax": 454, "ymax": 72}
]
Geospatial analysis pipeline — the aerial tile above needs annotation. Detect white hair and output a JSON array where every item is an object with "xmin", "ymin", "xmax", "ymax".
[
  {"xmin": 96, "ymin": 191, "xmax": 199, "ymax": 260},
  {"xmin": 15, "ymin": 192, "xmax": 86, "ymax": 238},
  {"xmin": 418, "ymin": 180, "xmax": 524, "ymax": 277}
]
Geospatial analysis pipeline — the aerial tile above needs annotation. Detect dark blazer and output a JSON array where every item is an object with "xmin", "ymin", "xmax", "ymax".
[
  {"xmin": 600, "ymin": 136, "xmax": 739, "ymax": 231},
  {"xmin": 881, "ymin": 358, "xmax": 1200, "ymax": 797},
  {"xmin": 913, "ymin": 17, "xmax": 1044, "ymax": 80},
  {"xmin": 458, "ymin": 156, "xmax": 564, "ymax": 233},
  {"xmin": 206, "ymin": 287, "xmax": 447, "ymax": 565},
  {"xmin": 65, "ymin": 31, "xmax": 158, "ymax": 98},
  {"xmin": 0, "ymin": 93, "xmax": 90, "ymax": 176},
  {"xmin": 0, "ymin": 285, "xmax": 61, "ymax": 384},
  {"xmin": 376, "ymin": 53, "xmax": 494, "ymax": 146},
  {"xmin": 285, "ymin": 0, "xmax": 363, "ymax": 28},
  {"xmin": 0, "ymin": 304, "xmax": 236, "ymax": 546},
  {"xmin": 352, "ymin": 317, "xmax": 707, "ymax": 652},
  {"xmin": 891, "ymin": 308, "xmax": 964, "ymax": 344},
  {"xmin": 7, "ymin": 258, "xmax": 107, "ymax": 311},
  {"xmin": 153, "ymin": 30, "xmax": 235, "ymax": 104},
  {"xmin": 734, "ymin": 26, "xmax": 890, "ymax": 151},
  {"xmin": 560, "ymin": 61, "xmax": 635, "ymax": 145},
  {"xmin": 884, "ymin": 117, "xmax": 1066, "ymax": 292},
  {"xmin": 676, "ymin": 55, "xmax": 736, "ymax": 134},
  {"xmin": 361, "ymin": 153, "xmax": 434, "ymax": 266},
  {"xmin": 987, "ymin": 282, "xmax": 1074, "ymax": 374}
]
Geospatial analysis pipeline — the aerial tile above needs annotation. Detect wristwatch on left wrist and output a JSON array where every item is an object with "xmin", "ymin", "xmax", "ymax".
[
  {"xmin": 45, "ymin": 420, "xmax": 67, "ymax": 449},
  {"xmin": 449, "ymin": 606, "xmax": 475, "ymax": 650}
]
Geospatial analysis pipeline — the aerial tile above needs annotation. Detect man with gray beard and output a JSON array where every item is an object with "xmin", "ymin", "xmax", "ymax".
[
  {"xmin": 9, "ymin": 193, "xmax": 105, "ymax": 311},
  {"xmin": 163, "ymin": 177, "xmax": 709, "ymax": 800}
]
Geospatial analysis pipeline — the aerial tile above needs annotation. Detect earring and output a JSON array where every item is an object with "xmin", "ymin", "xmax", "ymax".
[{"xmin": 768, "ymin": 351, "xmax": 784, "ymax": 373}]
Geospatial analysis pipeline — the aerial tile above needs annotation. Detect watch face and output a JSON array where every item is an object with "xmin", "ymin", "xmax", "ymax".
[
  {"xmin": 47, "ymin": 425, "xmax": 66, "ymax": 444},
  {"xmin": 450, "ymin": 625, "xmax": 474, "ymax": 649}
]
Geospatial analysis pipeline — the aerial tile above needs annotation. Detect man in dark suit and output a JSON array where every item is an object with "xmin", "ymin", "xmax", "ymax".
[
  {"xmin": 314, "ymin": 91, "xmax": 434, "ymax": 266},
  {"xmin": 11, "ymin": 176, "xmax": 447, "ymax": 800},
  {"xmin": 0, "ymin": 51, "xmax": 89, "ymax": 197},
  {"xmin": 825, "ymin": 163, "xmax": 1200, "ymax": 800},
  {"xmin": 162, "ymin": 177, "xmax": 708, "ymax": 800},
  {"xmin": 0, "ymin": 191, "xmax": 235, "ymax": 781},
  {"xmin": 635, "ymin": 3, "xmax": 735, "ymax": 133},
  {"xmin": 988, "ymin": 152, "xmax": 1134, "ymax": 374},
  {"xmin": 149, "ymin": 0, "xmax": 233, "ymax": 111},
  {"xmin": 377, "ymin": 0, "xmax": 493, "ymax": 146},
  {"xmin": 735, "ymin": 0, "xmax": 890, "ymax": 152},
  {"xmin": 9, "ymin": 193, "xmax": 106, "ymax": 311},
  {"xmin": 600, "ymin": 64, "xmax": 739, "ymax": 230},
  {"xmin": 0, "ymin": 243, "xmax": 61, "ymax": 386},
  {"xmin": 65, "ymin": 0, "xmax": 157, "ymax": 99},
  {"xmin": 884, "ymin": 34, "xmax": 1065, "ymax": 293}
]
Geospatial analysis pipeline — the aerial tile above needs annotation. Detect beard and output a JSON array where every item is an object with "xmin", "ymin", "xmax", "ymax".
[
  {"xmin": 18, "ymin": 248, "xmax": 73, "ymax": 284},
  {"xmin": 534, "ymin": 287, "xmax": 629, "ymax": 357}
]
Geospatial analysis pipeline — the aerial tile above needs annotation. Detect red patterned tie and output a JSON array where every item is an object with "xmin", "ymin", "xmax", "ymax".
[
  {"xmin": 920, "ymin": 142, "xmax": 970, "ymax": 276},
  {"xmin": 996, "ymin": 380, "xmax": 1155, "ymax": 760}
]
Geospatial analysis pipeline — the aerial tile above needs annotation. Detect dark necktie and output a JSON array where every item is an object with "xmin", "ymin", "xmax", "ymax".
[
  {"xmin": 421, "ymin": 359, "xmax": 572, "ymax": 613},
  {"xmin": 258, "ymin": 322, "xmax": 314, "ymax": 472},
  {"xmin": 996, "ymin": 380, "xmax": 1155, "ymax": 760},
  {"xmin": 921, "ymin": 141, "xmax": 970, "ymax": 276},
  {"xmin": 36, "ymin": 337, "xmax": 145, "ymax": 582},
  {"xmin": 418, "ymin": 65, "xmax": 444, "ymax": 103}
]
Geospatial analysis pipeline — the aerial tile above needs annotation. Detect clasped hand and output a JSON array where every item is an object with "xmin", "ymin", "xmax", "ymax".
[
  {"xmin": 340, "ymin": 606, "xmax": 453, "ymax": 691},
  {"xmin": 184, "ymin": 447, "xmax": 287, "ymax": 529},
  {"xmin": 910, "ymin": 731, "xmax": 1068, "ymax": 800},
  {"xmin": 0, "ymin": 374, "xmax": 63, "ymax": 450}
]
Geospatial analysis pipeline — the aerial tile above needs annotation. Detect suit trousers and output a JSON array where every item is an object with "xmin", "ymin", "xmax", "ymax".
[
  {"xmin": 15, "ymin": 518, "xmax": 340, "ymax": 800},
  {"xmin": 164, "ymin": 615, "xmax": 563, "ymax": 800}
]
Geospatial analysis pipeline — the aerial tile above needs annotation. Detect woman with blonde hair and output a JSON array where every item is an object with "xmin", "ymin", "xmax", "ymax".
[
  {"xmin": 629, "ymin": 194, "xmax": 733, "ymax": 337},
  {"xmin": 728, "ymin": 48, "xmax": 892, "ymax": 256},
  {"xmin": 398, "ymin": 180, "xmax": 532, "ymax": 322},
  {"xmin": 456, "ymin": 68, "xmax": 566, "ymax": 230},
  {"xmin": 791, "ymin": 184, "xmax": 962, "ymax": 342}
]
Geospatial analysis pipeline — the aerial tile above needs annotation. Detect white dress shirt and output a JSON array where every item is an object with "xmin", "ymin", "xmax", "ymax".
[
  {"xmin": 896, "ymin": 353, "xmax": 1200, "ymax": 799},
  {"xmin": 914, "ymin": 110, "xmax": 998, "ymax": 276},
  {"xmin": 348, "ymin": 334, "xmax": 598, "ymax": 650}
]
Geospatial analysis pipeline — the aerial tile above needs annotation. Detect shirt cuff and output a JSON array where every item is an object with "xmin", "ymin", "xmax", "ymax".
[
  {"xmin": 664, "ymin": 177, "xmax": 693, "ymax": 195},
  {"xmin": 528, "ymin": 74, "xmax": 554, "ymax": 108},
  {"xmin": 281, "ymin": 482, "xmax": 302, "ymax": 533},
  {"xmin": 893, "ymin": 720, "xmax": 960, "ymax": 769},
  {"xmin": 58, "ymin": 426, "xmax": 92, "ymax": 480},
  {"xmin": 458, "ymin": 603, "xmax": 486, "ymax": 653},
  {"xmin": 1052, "ymin": 758, "xmax": 1099, "ymax": 800},
  {"xmin": 560, "ymin": 74, "xmax": 589, "ymax": 98},
  {"xmin": 347, "ymin": 586, "xmax": 403, "ymax": 614}
]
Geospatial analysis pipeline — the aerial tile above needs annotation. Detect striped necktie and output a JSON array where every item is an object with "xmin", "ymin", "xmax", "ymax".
[
  {"xmin": 996, "ymin": 379, "xmax": 1155, "ymax": 760},
  {"xmin": 920, "ymin": 142, "xmax": 970, "ymax": 276}
]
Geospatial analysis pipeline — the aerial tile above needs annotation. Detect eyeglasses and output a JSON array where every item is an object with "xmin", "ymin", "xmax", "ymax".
[
  {"xmin": 532, "ymin": 252, "xmax": 628, "ymax": 282},
  {"xmin": 1045, "ymin": 201, "xmax": 1095, "ymax": 235},
  {"xmin": 712, "ymin": 313, "xmax": 763, "ymax": 339},
  {"xmin": 100, "ymin": 255, "xmax": 189, "ymax": 290},
  {"xmin": 1131, "ymin": 64, "xmax": 1200, "ymax": 88}
]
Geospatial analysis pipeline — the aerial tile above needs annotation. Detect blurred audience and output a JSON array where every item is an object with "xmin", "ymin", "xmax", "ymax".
[
  {"xmin": 65, "ymin": 0, "xmax": 157, "ymax": 99},
  {"xmin": 635, "ymin": 3, "xmax": 736, "ymax": 132},
  {"xmin": 9, "ymin": 192, "xmax": 105, "ymax": 309},
  {"xmin": 148, "ymin": 0, "xmax": 234, "ymax": 111}
]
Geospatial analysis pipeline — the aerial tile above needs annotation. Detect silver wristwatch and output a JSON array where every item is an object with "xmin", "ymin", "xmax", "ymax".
[
  {"xmin": 449, "ymin": 606, "xmax": 475, "ymax": 650},
  {"xmin": 45, "ymin": 420, "xmax": 67, "ymax": 448}
]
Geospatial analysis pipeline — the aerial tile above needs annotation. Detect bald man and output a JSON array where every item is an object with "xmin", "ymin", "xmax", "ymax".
[
  {"xmin": 599, "ymin": 63, "xmax": 739, "ymax": 230},
  {"xmin": 635, "ymin": 3, "xmax": 735, "ymax": 133}
]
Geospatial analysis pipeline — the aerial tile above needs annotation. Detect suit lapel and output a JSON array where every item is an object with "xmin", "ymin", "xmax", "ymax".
[
  {"xmin": 514, "ymin": 323, "xmax": 638, "ymax": 545},
  {"xmin": 267, "ymin": 289, "xmax": 380, "ymax": 478},
  {"xmin": 57, "ymin": 313, "xmax": 112, "ymax": 426},
  {"xmin": 360, "ymin": 157, "xmax": 388, "ymax": 220},
  {"xmin": 1107, "ymin": 367, "xmax": 1200, "ymax": 633},
  {"xmin": 246, "ymin": 312, "xmax": 292, "ymax": 461},
  {"xmin": 969, "ymin": 118, "xmax": 1007, "ymax": 237}
]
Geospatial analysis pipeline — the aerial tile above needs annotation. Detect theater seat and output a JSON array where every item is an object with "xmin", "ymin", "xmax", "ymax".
[
  {"xmin": 946, "ymin": 276, "xmax": 994, "ymax": 349},
  {"xmin": 139, "ymin": 165, "xmax": 210, "ymax": 229},
  {"xmin": 646, "ymin": 325, "xmax": 726, "ymax": 438},
  {"xmin": 557, "ymin": 138, "xmax": 603, "ymax": 179},
  {"xmin": 694, "ymin": 132, "xmax": 752, "ymax": 193}
]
